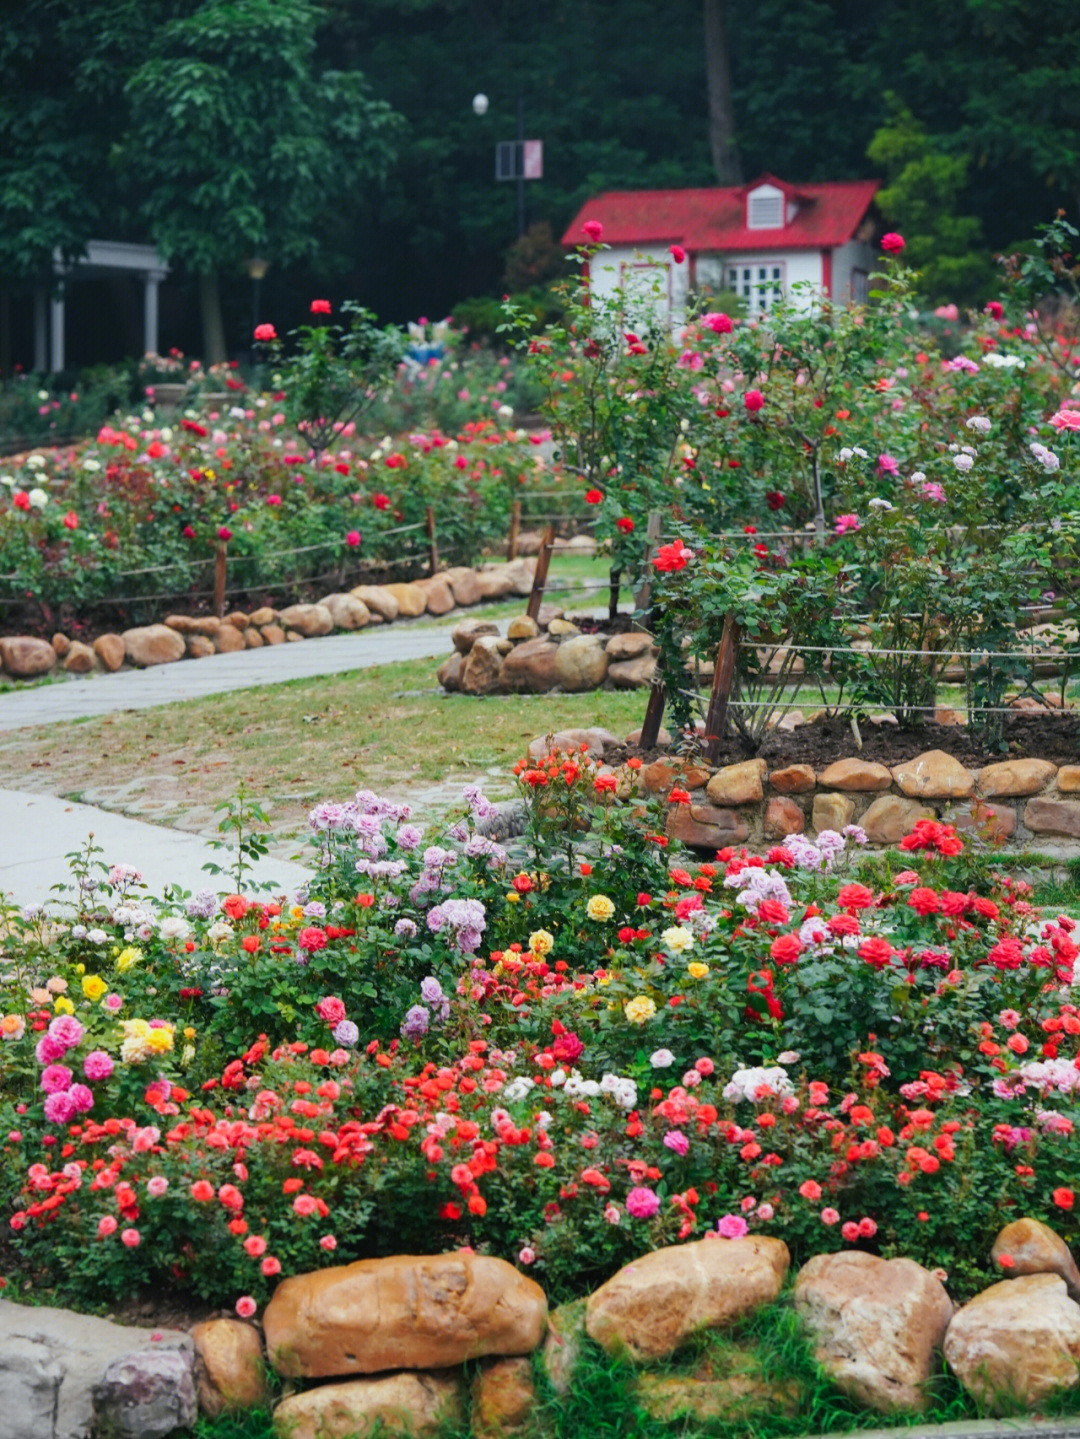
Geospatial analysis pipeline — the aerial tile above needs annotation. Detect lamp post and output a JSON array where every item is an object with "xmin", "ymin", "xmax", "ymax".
[
  {"xmin": 472, "ymin": 93, "xmax": 541, "ymax": 240},
  {"xmin": 245, "ymin": 256, "xmax": 270, "ymax": 335}
]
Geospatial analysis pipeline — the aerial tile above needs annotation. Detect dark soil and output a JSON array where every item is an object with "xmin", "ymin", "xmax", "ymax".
[{"xmin": 608, "ymin": 711, "xmax": 1080, "ymax": 772}]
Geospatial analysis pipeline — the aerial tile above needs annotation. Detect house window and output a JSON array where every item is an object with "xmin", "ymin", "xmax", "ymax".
[
  {"xmin": 850, "ymin": 268, "xmax": 869, "ymax": 304},
  {"xmin": 726, "ymin": 262, "xmax": 785, "ymax": 314}
]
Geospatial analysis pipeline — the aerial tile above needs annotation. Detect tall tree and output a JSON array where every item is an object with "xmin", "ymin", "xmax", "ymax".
[
  {"xmin": 703, "ymin": 0, "xmax": 741, "ymax": 184},
  {"xmin": 123, "ymin": 0, "xmax": 402, "ymax": 360}
]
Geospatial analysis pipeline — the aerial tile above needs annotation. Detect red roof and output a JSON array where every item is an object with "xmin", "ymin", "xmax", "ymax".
[{"xmin": 561, "ymin": 175, "xmax": 880, "ymax": 253}]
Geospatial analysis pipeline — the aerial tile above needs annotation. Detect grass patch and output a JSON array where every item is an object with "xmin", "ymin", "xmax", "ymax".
[{"xmin": 0, "ymin": 655, "xmax": 648, "ymax": 839}]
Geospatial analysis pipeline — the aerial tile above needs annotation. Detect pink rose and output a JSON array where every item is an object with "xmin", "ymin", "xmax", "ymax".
[
  {"xmin": 625, "ymin": 1186, "xmax": 661, "ymax": 1219},
  {"xmin": 744, "ymin": 389, "xmax": 764, "ymax": 412},
  {"xmin": 669, "ymin": 244, "xmax": 686, "ymax": 264},
  {"xmin": 253, "ymin": 324, "xmax": 277, "ymax": 342},
  {"xmin": 582, "ymin": 220, "xmax": 603, "ymax": 242},
  {"xmin": 880, "ymin": 232, "xmax": 905, "ymax": 253}
]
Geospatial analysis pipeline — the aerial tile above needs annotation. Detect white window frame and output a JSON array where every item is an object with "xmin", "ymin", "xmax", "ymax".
[{"xmin": 725, "ymin": 260, "xmax": 786, "ymax": 315}]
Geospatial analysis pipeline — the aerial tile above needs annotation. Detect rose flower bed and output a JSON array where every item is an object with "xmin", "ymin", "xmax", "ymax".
[{"xmin": 2, "ymin": 750, "xmax": 1078, "ymax": 1325}]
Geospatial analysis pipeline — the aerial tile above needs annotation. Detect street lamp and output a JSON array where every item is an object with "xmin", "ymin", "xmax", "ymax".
[
  {"xmin": 471, "ymin": 93, "xmax": 542, "ymax": 239},
  {"xmin": 245, "ymin": 256, "xmax": 270, "ymax": 335}
]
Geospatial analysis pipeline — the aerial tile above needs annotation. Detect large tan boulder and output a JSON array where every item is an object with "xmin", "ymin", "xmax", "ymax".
[
  {"xmin": 585, "ymin": 1236, "xmax": 789, "ymax": 1361},
  {"xmin": 706, "ymin": 759, "xmax": 767, "ymax": 806},
  {"xmin": 263, "ymin": 1253, "xmax": 548, "ymax": 1378},
  {"xmin": 475, "ymin": 565, "xmax": 516, "ymax": 601},
  {"xmin": 506, "ymin": 615, "xmax": 540, "ymax": 642},
  {"xmin": 991, "ymin": 1218, "xmax": 1080, "ymax": 1300},
  {"xmin": 943, "ymin": 1273, "xmax": 1080, "ymax": 1411},
  {"xmin": 769, "ymin": 764, "xmax": 816, "ymax": 794},
  {"xmin": 818, "ymin": 758, "xmax": 893, "ymax": 791},
  {"xmin": 213, "ymin": 623, "xmax": 245, "ymax": 653},
  {"xmin": 122, "ymin": 624, "xmax": 186, "ymax": 667},
  {"xmin": 765, "ymin": 796, "xmax": 805, "ymax": 837},
  {"xmin": 453, "ymin": 618, "xmax": 501, "ymax": 655},
  {"xmin": 554, "ymin": 634, "xmax": 608, "ymax": 691},
  {"xmin": 272, "ymin": 1371, "xmax": 464, "ymax": 1439},
  {"xmin": 527, "ymin": 727, "xmax": 618, "ymax": 761},
  {"xmin": 417, "ymin": 575, "xmax": 456, "ymax": 616},
  {"xmin": 794, "ymin": 1251, "xmax": 952, "ymax": 1413},
  {"xmin": 51, "ymin": 631, "xmax": 71, "ymax": 657},
  {"xmin": 0, "ymin": 635, "xmax": 58, "ymax": 678},
  {"xmin": 892, "ymin": 750, "xmax": 974, "ymax": 800},
  {"xmin": 62, "ymin": 641, "xmax": 96, "ymax": 674},
  {"xmin": 501, "ymin": 638, "xmax": 559, "ymax": 693},
  {"xmin": 93, "ymin": 633, "xmax": 126, "ymax": 671},
  {"xmin": 460, "ymin": 637, "xmax": 504, "ymax": 695},
  {"xmin": 977, "ymin": 758, "xmax": 1057, "ymax": 798},
  {"xmin": 438, "ymin": 652, "xmax": 463, "ymax": 691},
  {"xmin": 319, "ymin": 593, "xmax": 371, "ymax": 630},
  {"xmin": 443, "ymin": 567, "xmax": 482, "ymax": 608},
  {"xmin": 278, "ymin": 603, "xmax": 333, "ymax": 637},
  {"xmin": 187, "ymin": 634, "xmax": 216, "ymax": 658},
  {"xmin": 470, "ymin": 1357, "xmax": 536, "ymax": 1438},
  {"xmin": 605, "ymin": 630, "xmax": 655, "ymax": 660},
  {"xmin": 383, "ymin": 583, "xmax": 428, "ymax": 618},
  {"xmin": 190, "ymin": 1318, "xmax": 268, "ymax": 1418},
  {"xmin": 859, "ymin": 794, "xmax": 934, "ymax": 843},
  {"xmin": 1024, "ymin": 797, "xmax": 1080, "ymax": 838},
  {"xmin": 243, "ymin": 627, "xmax": 264, "ymax": 648},
  {"xmin": 608, "ymin": 655, "xmax": 656, "ymax": 688},
  {"xmin": 668, "ymin": 803, "xmax": 749, "ymax": 849},
  {"xmin": 350, "ymin": 585, "xmax": 399, "ymax": 622}
]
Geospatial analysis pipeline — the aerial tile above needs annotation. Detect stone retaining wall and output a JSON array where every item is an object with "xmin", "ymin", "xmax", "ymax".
[{"xmin": 642, "ymin": 747, "xmax": 1080, "ymax": 855}]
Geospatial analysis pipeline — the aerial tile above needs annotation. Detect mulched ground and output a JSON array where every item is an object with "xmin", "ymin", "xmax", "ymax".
[{"xmin": 608, "ymin": 711, "xmax": 1080, "ymax": 771}]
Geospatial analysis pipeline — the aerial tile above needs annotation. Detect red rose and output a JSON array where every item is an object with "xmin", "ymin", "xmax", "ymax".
[
  {"xmin": 585, "ymin": 488, "xmax": 603, "ymax": 504},
  {"xmin": 880, "ymin": 232, "xmax": 905, "ymax": 253},
  {"xmin": 253, "ymin": 323, "xmax": 277, "ymax": 342},
  {"xmin": 310, "ymin": 299, "xmax": 332, "ymax": 314},
  {"xmin": 669, "ymin": 244, "xmax": 686, "ymax": 264},
  {"xmin": 582, "ymin": 220, "xmax": 603, "ymax": 242},
  {"xmin": 616, "ymin": 516, "xmax": 634, "ymax": 533},
  {"xmin": 765, "ymin": 490, "xmax": 785, "ymax": 510},
  {"xmin": 744, "ymin": 389, "xmax": 764, "ymax": 412}
]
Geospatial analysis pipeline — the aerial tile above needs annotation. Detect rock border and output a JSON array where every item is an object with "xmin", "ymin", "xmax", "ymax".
[
  {"xmin": 0, "ymin": 559, "xmax": 538, "ymax": 681},
  {"xmin": 6, "ymin": 1216, "xmax": 1079, "ymax": 1437}
]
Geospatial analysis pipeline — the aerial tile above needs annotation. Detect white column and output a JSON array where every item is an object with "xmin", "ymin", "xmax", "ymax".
[
  {"xmin": 50, "ymin": 287, "xmax": 65, "ymax": 373},
  {"xmin": 33, "ymin": 287, "xmax": 48, "ymax": 372},
  {"xmin": 144, "ymin": 273, "xmax": 162, "ymax": 357}
]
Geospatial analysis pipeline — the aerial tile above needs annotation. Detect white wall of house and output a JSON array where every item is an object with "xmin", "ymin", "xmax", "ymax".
[
  {"xmin": 589, "ymin": 248, "xmax": 688, "ymax": 330},
  {"xmin": 832, "ymin": 239, "xmax": 878, "ymax": 304}
]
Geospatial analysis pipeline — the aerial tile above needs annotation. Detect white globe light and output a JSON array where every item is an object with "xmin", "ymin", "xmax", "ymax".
[{"xmin": 472, "ymin": 93, "xmax": 489, "ymax": 116}]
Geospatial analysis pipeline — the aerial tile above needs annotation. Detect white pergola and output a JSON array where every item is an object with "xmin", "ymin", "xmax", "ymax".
[{"xmin": 35, "ymin": 240, "xmax": 170, "ymax": 371}]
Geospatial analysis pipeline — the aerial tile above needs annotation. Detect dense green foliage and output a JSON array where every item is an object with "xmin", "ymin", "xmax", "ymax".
[{"xmin": 3, "ymin": 0, "xmax": 1079, "ymax": 358}]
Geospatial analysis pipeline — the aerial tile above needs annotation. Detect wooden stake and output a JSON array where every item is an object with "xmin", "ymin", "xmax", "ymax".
[
  {"xmin": 425, "ymin": 506, "xmax": 439, "ymax": 575},
  {"xmin": 639, "ymin": 679, "xmax": 667, "ymax": 750},
  {"xmin": 213, "ymin": 539, "xmax": 227, "ymax": 619},
  {"xmin": 633, "ymin": 510, "xmax": 663, "ymax": 612},
  {"xmin": 608, "ymin": 566, "xmax": 622, "ymax": 624},
  {"xmin": 507, "ymin": 499, "xmax": 521, "ymax": 560},
  {"xmin": 526, "ymin": 523, "xmax": 556, "ymax": 621},
  {"xmin": 702, "ymin": 614, "xmax": 742, "ymax": 763}
]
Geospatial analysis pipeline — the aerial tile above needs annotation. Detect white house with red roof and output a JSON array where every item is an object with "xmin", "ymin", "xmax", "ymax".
[{"xmin": 560, "ymin": 174, "xmax": 881, "ymax": 323}]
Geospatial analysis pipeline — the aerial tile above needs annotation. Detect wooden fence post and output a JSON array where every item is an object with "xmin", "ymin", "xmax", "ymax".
[
  {"xmin": 507, "ymin": 499, "xmax": 521, "ymax": 561},
  {"xmin": 702, "ymin": 614, "xmax": 742, "ymax": 763},
  {"xmin": 213, "ymin": 539, "xmax": 227, "ymax": 619},
  {"xmin": 638, "ymin": 679, "xmax": 667, "ymax": 750},
  {"xmin": 526, "ymin": 523, "xmax": 556, "ymax": 621},
  {"xmin": 425, "ymin": 506, "xmax": 439, "ymax": 575}
]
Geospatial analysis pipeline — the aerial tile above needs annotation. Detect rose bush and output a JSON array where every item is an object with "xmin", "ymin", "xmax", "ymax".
[{"xmin": 2, "ymin": 756, "xmax": 1078, "ymax": 1313}]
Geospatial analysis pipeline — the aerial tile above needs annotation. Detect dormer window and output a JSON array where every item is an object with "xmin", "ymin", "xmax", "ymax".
[{"xmin": 747, "ymin": 183, "xmax": 784, "ymax": 229}]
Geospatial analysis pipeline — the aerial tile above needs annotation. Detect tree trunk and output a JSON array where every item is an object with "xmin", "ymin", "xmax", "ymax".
[
  {"xmin": 198, "ymin": 271, "xmax": 227, "ymax": 365},
  {"xmin": 704, "ymin": 0, "xmax": 742, "ymax": 186}
]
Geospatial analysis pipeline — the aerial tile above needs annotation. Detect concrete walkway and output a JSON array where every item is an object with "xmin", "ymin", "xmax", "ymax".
[
  {"xmin": 0, "ymin": 788, "xmax": 314, "ymax": 911},
  {"xmin": 0, "ymin": 621, "xmax": 455, "ymax": 732}
]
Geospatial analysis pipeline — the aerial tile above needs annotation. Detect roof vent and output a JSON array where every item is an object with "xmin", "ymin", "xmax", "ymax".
[{"xmin": 748, "ymin": 191, "xmax": 783, "ymax": 229}]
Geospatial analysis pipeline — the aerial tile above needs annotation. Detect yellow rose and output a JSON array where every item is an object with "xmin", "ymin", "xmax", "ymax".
[
  {"xmin": 53, "ymin": 996, "xmax": 75, "ymax": 1014},
  {"xmin": 183, "ymin": 1026, "xmax": 196, "ymax": 1040},
  {"xmin": 75, "ymin": 963, "xmax": 85, "ymax": 975},
  {"xmin": 146, "ymin": 1025, "xmax": 174, "ymax": 1054},
  {"xmin": 115, "ymin": 946, "xmax": 143, "ymax": 973},
  {"xmin": 687, "ymin": 961, "xmax": 709, "ymax": 980},
  {"xmin": 662, "ymin": 925, "xmax": 694, "ymax": 954},
  {"xmin": 529, "ymin": 929, "xmax": 554, "ymax": 956},
  {"xmin": 506, "ymin": 891, "xmax": 521, "ymax": 904},
  {"xmin": 624, "ymin": 995, "xmax": 657, "ymax": 1025},
  {"xmin": 587, "ymin": 895, "xmax": 615, "ymax": 922},
  {"xmin": 82, "ymin": 975, "xmax": 107, "ymax": 1002}
]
